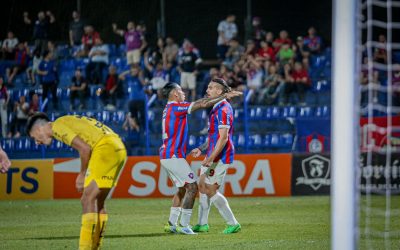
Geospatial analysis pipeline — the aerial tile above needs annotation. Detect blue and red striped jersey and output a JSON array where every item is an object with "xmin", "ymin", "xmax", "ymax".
[
  {"xmin": 207, "ymin": 99, "xmax": 235, "ymax": 164},
  {"xmin": 159, "ymin": 101, "xmax": 193, "ymax": 159}
]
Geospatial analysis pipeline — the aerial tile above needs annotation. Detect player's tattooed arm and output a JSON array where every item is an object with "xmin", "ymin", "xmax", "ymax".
[
  {"xmin": 198, "ymin": 138, "xmax": 209, "ymax": 152},
  {"xmin": 190, "ymin": 90, "xmax": 242, "ymax": 112}
]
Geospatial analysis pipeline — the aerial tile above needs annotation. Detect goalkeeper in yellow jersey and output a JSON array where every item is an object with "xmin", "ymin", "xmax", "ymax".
[{"xmin": 26, "ymin": 113, "xmax": 127, "ymax": 250}]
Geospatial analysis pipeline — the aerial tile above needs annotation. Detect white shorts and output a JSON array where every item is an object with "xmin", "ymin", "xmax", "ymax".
[
  {"xmin": 180, "ymin": 72, "xmax": 196, "ymax": 90},
  {"xmin": 200, "ymin": 160, "xmax": 230, "ymax": 185},
  {"xmin": 127, "ymin": 49, "xmax": 141, "ymax": 65},
  {"xmin": 160, "ymin": 158, "xmax": 197, "ymax": 187}
]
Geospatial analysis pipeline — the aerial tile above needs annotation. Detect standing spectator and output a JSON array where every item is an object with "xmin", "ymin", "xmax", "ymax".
[
  {"xmin": 100, "ymin": 65, "xmax": 121, "ymax": 110},
  {"xmin": 178, "ymin": 41, "xmax": 200, "ymax": 101},
  {"xmin": 0, "ymin": 77, "xmax": 9, "ymax": 137},
  {"xmin": 257, "ymin": 40, "xmax": 276, "ymax": 65},
  {"xmin": 112, "ymin": 21, "xmax": 147, "ymax": 66},
  {"xmin": 8, "ymin": 95, "xmax": 29, "ymax": 138},
  {"xmin": 45, "ymin": 11, "xmax": 57, "ymax": 41},
  {"xmin": 33, "ymin": 11, "xmax": 50, "ymax": 54},
  {"xmin": 224, "ymin": 38, "xmax": 245, "ymax": 68},
  {"xmin": 250, "ymin": 17, "xmax": 266, "ymax": 45},
  {"xmin": 120, "ymin": 65, "xmax": 146, "ymax": 131},
  {"xmin": 217, "ymin": 14, "xmax": 238, "ymax": 60},
  {"xmin": 244, "ymin": 55, "xmax": 264, "ymax": 92},
  {"xmin": 69, "ymin": 11, "xmax": 85, "ymax": 46},
  {"xmin": 37, "ymin": 50, "xmax": 58, "ymax": 109},
  {"xmin": 144, "ymin": 57, "xmax": 169, "ymax": 92},
  {"xmin": 5, "ymin": 42, "xmax": 29, "ymax": 85},
  {"xmin": 28, "ymin": 92, "xmax": 40, "ymax": 115},
  {"xmin": 374, "ymin": 34, "xmax": 387, "ymax": 64},
  {"xmin": 76, "ymin": 25, "xmax": 100, "ymax": 58},
  {"xmin": 244, "ymin": 39, "xmax": 258, "ymax": 57},
  {"xmin": 304, "ymin": 26, "xmax": 322, "ymax": 55},
  {"xmin": 26, "ymin": 48, "xmax": 42, "ymax": 86},
  {"xmin": 85, "ymin": 37, "xmax": 109, "ymax": 84},
  {"xmin": 164, "ymin": 37, "xmax": 179, "ymax": 66},
  {"xmin": 22, "ymin": 12, "xmax": 33, "ymax": 43},
  {"xmin": 1, "ymin": 31, "xmax": 19, "ymax": 60},
  {"xmin": 69, "ymin": 67, "xmax": 88, "ymax": 110}
]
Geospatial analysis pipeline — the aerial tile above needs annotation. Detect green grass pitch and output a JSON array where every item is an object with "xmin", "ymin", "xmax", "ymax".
[{"xmin": 0, "ymin": 196, "xmax": 398, "ymax": 249}]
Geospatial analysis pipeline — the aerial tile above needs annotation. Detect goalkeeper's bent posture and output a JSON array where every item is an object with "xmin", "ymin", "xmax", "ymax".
[{"xmin": 26, "ymin": 113, "xmax": 127, "ymax": 250}]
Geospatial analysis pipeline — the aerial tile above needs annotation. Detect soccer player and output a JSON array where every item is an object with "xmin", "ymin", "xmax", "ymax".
[
  {"xmin": 26, "ymin": 113, "xmax": 127, "ymax": 250},
  {"xmin": 160, "ymin": 82, "xmax": 241, "ymax": 235},
  {"xmin": 0, "ymin": 146, "xmax": 11, "ymax": 173},
  {"xmin": 190, "ymin": 78, "xmax": 241, "ymax": 234}
]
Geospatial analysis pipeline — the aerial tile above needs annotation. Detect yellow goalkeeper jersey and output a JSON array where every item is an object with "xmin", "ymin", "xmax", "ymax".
[{"xmin": 52, "ymin": 115, "xmax": 117, "ymax": 148}]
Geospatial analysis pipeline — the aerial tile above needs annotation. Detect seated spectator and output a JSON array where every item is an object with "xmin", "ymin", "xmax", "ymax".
[
  {"xmin": 1, "ymin": 31, "xmax": 18, "ymax": 60},
  {"xmin": 37, "ymin": 50, "xmax": 58, "ymax": 109},
  {"xmin": 273, "ymin": 30, "xmax": 292, "ymax": 52},
  {"xmin": 244, "ymin": 55, "xmax": 264, "ymax": 94},
  {"xmin": 69, "ymin": 67, "xmax": 88, "ymax": 110},
  {"xmin": 47, "ymin": 40, "xmax": 59, "ymax": 61},
  {"xmin": 164, "ymin": 37, "xmax": 179, "ymax": 66},
  {"xmin": 244, "ymin": 39, "xmax": 258, "ymax": 57},
  {"xmin": 304, "ymin": 26, "xmax": 322, "ymax": 55},
  {"xmin": 144, "ymin": 57, "xmax": 169, "ymax": 94},
  {"xmin": 100, "ymin": 65, "xmax": 121, "ymax": 111},
  {"xmin": 5, "ymin": 42, "xmax": 29, "ymax": 85},
  {"xmin": 281, "ymin": 62, "xmax": 310, "ymax": 105},
  {"xmin": 26, "ymin": 48, "xmax": 42, "ymax": 85},
  {"xmin": 69, "ymin": 11, "xmax": 85, "ymax": 46},
  {"xmin": 0, "ymin": 77, "xmax": 9, "ymax": 138},
  {"xmin": 85, "ymin": 37, "xmax": 109, "ymax": 84},
  {"xmin": 231, "ymin": 63, "xmax": 246, "ymax": 92},
  {"xmin": 28, "ymin": 92, "xmax": 40, "ymax": 115},
  {"xmin": 293, "ymin": 36, "xmax": 310, "ymax": 69},
  {"xmin": 112, "ymin": 21, "xmax": 147, "ymax": 66},
  {"xmin": 277, "ymin": 42, "xmax": 295, "ymax": 67},
  {"xmin": 373, "ymin": 34, "xmax": 387, "ymax": 64},
  {"xmin": 257, "ymin": 40, "xmax": 275, "ymax": 68},
  {"xmin": 8, "ymin": 95, "xmax": 29, "ymax": 138},
  {"xmin": 224, "ymin": 38, "xmax": 245, "ymax": 68},
  {"xmin": 258, "ymin": 64, "xmax": 283, "ymax": 105},
  {"xmin": 178, "ymin": 41, "xmax": 201, "ymax": 101},
  {"xmin": 76, "ymin": 25, "xmax": 99, "ymax": 57},
  {"xmin": 120, "ymin": 65, "xmax": 146, "ymax": 131},
  {"xmin": 265, "ymin": 31, "xmax": 274, "ymax": 44}
]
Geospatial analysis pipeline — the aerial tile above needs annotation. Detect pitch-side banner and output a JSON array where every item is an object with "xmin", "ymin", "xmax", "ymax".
[
  {"xmin": 53, "ymin": 154, "xmax": 292, "ymax": 198},
  {"xmin": 0, "ymin": 159, "xmax": 54, "ymax": 200}
]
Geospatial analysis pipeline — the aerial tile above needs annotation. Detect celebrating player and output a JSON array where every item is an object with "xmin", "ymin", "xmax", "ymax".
[
  {"xmin": 190, "ymin": 78, "xmax": 241, "ymax": 234},
  {"xmin": 160, "ymin": 82, "xmax": 241, "ymax": 234},
  {"xmin": 26, "ymin": 113, "xmax": 127, "ymax": 250}
]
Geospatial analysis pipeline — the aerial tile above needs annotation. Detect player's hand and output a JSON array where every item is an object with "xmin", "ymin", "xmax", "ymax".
[
  {"xmin": 226, "ymin": 90, "xmax": 243, "ymax": 99},
  {"xmin": 190, "ymin": 148, "xmax": 202, "ymax": 158},
  {"xmin": 0, "ymin": 150, "xmax": 11, "ymax": 173},
  {"xmin": 75, "ymin": 173, "xmax": 85, "ymax": 193},
  {"xmin": 201, "ymin": 157, "xmax": 212, "ymax": 168}
]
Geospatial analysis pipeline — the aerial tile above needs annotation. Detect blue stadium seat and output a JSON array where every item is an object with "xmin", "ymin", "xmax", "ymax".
[
  {"xmin": 249, "ymin": 107, "xmax": 264, "ymax": 120},
  {"xmin": 234, "ymin": 109, "xmax": 244, "ymax": 120},
  {"xmin": 281, "ymin": 106, "xmax": 297, "ymax": 118},
  {"xmin": 298, "ymin": 106, "xmax": 313, "ymax": 118},
  {"xmin": 14, "ymin": 138, "xmax": 32, "ymax": 151},
  {"xmin": 236, "ymin": 134, "xmax": 245, "ymax": 147},
  {"xmin": 197, "ymin": 135, "xmax": 207, "ymax": 145},
  {"xmin": 270, "ymin": 133, "xmax": 281, "ymax": 147},
  {"xmin": 111, "ymin": 111, "xmax": 126, "ymax": 124},
  {"xmin": 188, "ymin": 135, "xmax": 197, "ymax": 147},
  {"xmin": 265, "ymin": 106, "xmax": 280, "ymax": 119},
  {"xmin": 263, "ymin": 134, "xmax": 271, "ymax": 147},
  {"xmin": 2, "ymin": 139, "xmax": 14, "ymax": 152},
  {"xmin": 60, "ymin": 59, "xmax": 76, "ymax": 71},
  {"xmin": 280, "ymin": 133, "xmax": 294, "ymax": 148},
  {"xmin": 248, "ymin": 134, "xmax": 262, "ymax": 148},
  {"xmin": 315, "ymin": 106, "xmax": 330, "ymax": 118}
]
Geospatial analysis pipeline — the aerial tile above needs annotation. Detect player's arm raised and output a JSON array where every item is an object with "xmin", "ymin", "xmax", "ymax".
[
  {"xmin": 190, "ymin": 90, "xmax": 242, "ymax": 112},
  {"xmin": 71, "ymin": 136, "xmax": 92, "ymax": 192}
]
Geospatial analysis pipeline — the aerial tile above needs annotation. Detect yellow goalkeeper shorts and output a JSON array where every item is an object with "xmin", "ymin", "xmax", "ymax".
[{"xmin": 84, "ymin": 135, "xmax": 127, "ymax": 189}]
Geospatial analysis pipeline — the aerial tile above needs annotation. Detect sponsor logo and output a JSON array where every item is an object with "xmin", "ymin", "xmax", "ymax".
[
  {"xmin": 177, "ymin": 107, "xmax": 187, "ymax": 111},
  {"xmin": 188, "ymin": 173, "xmax": 194, "ymax": 179},
  {"xmin": 296, "ymin": 155, "xmax": 331, "ymax": 190},
  {"xmin": 102, "ymin": 176, "xmax": 114, "ymax": 181}
]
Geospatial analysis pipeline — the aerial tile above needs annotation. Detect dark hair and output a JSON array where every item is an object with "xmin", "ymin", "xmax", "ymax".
[
  {"xmin": 42, "ymin": 50, "xmax": 50, "ymax": 58},
  {"xmin": 211, "ymin": 78, "xmax": 231, "ymax": 94},
  {"xmin": 161, "ymin": 82, "xmax": 180, "ymax": 99},
  {"xmin": 26, "ymin": 112, "xmax": 50, "ymax": 136}
]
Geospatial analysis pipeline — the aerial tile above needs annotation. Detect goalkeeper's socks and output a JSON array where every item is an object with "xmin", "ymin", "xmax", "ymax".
[
  {"xmin": 79, "ymin": 213, "xmax": 98, "ymax": 250},
  {"xmin": 210, "ymin": 192, "xmax": 238, "ymax": 226},
  {"xmin": 198, "ymin": 193, "xmax": 211, "ymax": 225},
  {"xmin": 169, "ymin": 207, "xmax": 181, "ymax": 225},
  {"xmin": 93, "ymin": 213, "xmax": 108, "ymax": 249},
  {"xmin": 179, "ymin": 209, "xmax": 193, "ymax": 227}
]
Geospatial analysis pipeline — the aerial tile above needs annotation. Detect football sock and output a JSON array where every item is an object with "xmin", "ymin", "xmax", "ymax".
[
  {"xmin": 179, "ymin": 209, "xmax": 193, "ymax": 227},
  {"xmin": 210, "ymin": 192, "xmax": 238, "ymax": 226},
  {"xmin": 93, "ymin": 213, "xmax": 108, "ymax": 249},
  {"xmin": 169, "ymin": 207, "xmax": 181, "ymax": 225},
  {"xmin": 198, "ymin": 193, "xmax": 211, "ymax": 225},
  {"xmin": 79, "ymin": 213, "xmax": 98, "ymax": 250}
]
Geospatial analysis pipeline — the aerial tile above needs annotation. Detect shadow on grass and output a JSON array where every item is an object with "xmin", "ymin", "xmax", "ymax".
[{"xmin": 26, "ymin": 233, "xmax": 174, "ymax": 240}]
